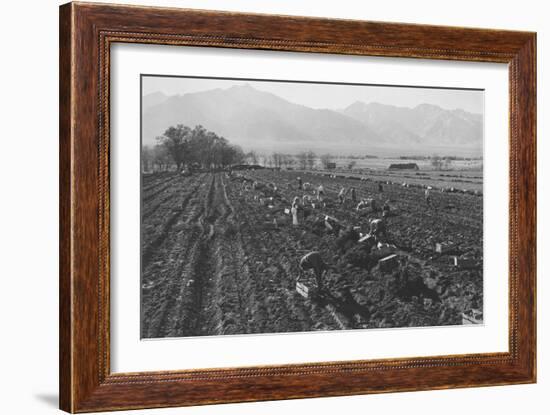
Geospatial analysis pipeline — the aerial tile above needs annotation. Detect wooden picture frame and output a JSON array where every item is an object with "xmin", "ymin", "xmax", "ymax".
[{"xmin": 59, "ymin": 2, "xmax": 536, "ymax": 412}]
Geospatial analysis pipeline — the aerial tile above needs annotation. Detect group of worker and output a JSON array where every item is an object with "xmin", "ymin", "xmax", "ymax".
[
  {"xmin": 293, "ymin": 177, "xmax": 395, "ymax": 292},
  {"xmin": 237, "ymin": 174, "xmax": 433, "ymax": 293},
  {"xmin": 298, "ymin": 214, "xmax": 388, "ymax": 292},
  {"xmin": 291, "ymin": 176, "xmax": 395, "ymax": 224}
]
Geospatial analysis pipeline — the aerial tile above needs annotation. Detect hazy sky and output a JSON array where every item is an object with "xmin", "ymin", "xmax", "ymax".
[{"xmin": 142, "ymin": 75, "xmax": 484, "ymax": 114}]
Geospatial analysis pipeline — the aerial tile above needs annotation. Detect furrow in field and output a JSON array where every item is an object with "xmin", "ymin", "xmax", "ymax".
[
  {"xmin": 142, "ymin": 172, "xmax": 178, "ymax": 195},
  {"xmin": 141, "ymin": 174, "xmax": 208, "ymax": 270},
  {"xmin": 140, "ymin": 173, "xmax": 212, "ymax": 338},
  {"xmin": 144, "ymin": 166, "xmax": 483, "ymax": 337},
  {"xmin": 225, "ymin": 176, "xmax": 348, "ymax": 332}
]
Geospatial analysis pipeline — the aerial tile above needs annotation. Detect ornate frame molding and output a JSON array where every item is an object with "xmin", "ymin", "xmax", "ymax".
[{"xmin": 60, "ymin": 2, "xmax": 536, "ymax": 412}]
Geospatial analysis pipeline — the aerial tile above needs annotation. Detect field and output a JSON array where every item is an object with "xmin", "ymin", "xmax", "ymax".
[
  {"xmin": 141, "ymin": 168, "xmax": 483, "ymax": 339},
  {"xmin": 324, "ymin": 168, "xmax": 483, "ymax": 193},
  {"xmin": 331, "ymin": 156, "xmax": 482, "ymax": 171}
]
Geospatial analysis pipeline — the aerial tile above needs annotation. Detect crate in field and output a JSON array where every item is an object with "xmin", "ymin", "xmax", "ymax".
[
  {"xmin": 453, "ymin": 256, "xmax": 481, "ymax": 269},
  {"xmin": 296, "ymin": 282, "xmax": 310, "ymax": 298},
  {"xmin": 435, "ymin": 241, "xmax": 456, "ymax": 254},
  {"xmin": 259, "ymin": 221, "xmax": 279, "ymax": 231},
  {"xmin": 296, "ymin": 275, "xmax": 319, "ymax": 299},
  {"xmin": 274, "ymin": 214, "xmax": 290, "ymax": 226},
  {"xmin": 378, "ymin": 254, "xmax": 399, "ymax": 273},
  {"xmin": 376, "ymin": 242, "xmax": 397, "ymax": 257}
]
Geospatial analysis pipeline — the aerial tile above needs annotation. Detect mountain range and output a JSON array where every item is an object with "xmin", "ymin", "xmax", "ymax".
[{"xmin": 142, "ymin": 84, "xmax": 483, "ymax": 156}]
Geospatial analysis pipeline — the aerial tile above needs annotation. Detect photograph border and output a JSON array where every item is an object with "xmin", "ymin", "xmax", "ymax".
[
  {"xmin": 139, "ymin": 72, "xmax": 486, "ymax": 340},
  {"xmin": 59, "ymin": 2, "xmax": 536, "ymax": 412}
]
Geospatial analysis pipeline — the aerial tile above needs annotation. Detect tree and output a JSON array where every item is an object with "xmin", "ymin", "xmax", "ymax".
[
  {"xmin": 142, "ymin": 145, "xmax": 154, "ymax": 172},
  {"xmin": 152, "ymin": 144, "xmax": 171, "ymax": 171},
  {"xmin": 320, "ymin": 153, "xmax": 333, "ymax": 169},
  {"xmin": 431, "ymin": 154, "xmax": 444, "ymax": 170},
  {"xmin": 221, "ymin": 143, "xmax": 245, "ymax": 167},
  {"xmin": 156, "ymin": 124, "xmax": 191, "ymax": 171},
  {"xmin": 282, "ymin": 154, "xmax": 295, "ymax": 169},
  {"xmin": 347, "ymin": 160, "xmax": 357, "ymax": 170},
  {"xmin": 257, "ymin": 154, "xmax": 269, "ymax": 167},
  {"xmin": 271, "ymin": 152, "xmax": 286, "ymax": 169},
  {"xmin": 306, "ymin": 151, "xmax": 317, "ymax": 170},
  {"xmin": 245, "ymin": 151, "xmax": 258, "ymax": 165},
  {"xmin": 156, "ymin": 123, "xmax": 246, "ymax": 171},
  {"xmin": 296, "ymin": 152, "xmax": 308, "ymax": 170},
  {"xmin": 188, "ymin": 125, "xmax": 211, "ymax": 168}
]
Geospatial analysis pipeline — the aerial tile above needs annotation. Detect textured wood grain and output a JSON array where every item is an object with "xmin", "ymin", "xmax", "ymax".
[
  {"xmin": 59, "ymin": 3, "xmax": 73, "ymax": 412},
  {"xmin": 59, "ymin": 2, "xmax": 536, "ymax": 413}
]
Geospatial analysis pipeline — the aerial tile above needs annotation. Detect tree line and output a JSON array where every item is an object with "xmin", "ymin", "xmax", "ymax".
[
  {"xmin": 141, "ymin": 123, "xmax": 362, "ymax": 173},
  {"xmin": 142, "ymin": 124, "xmax": 245, "ymax": 172},
  {"xmin": 244, "ymin": 151, "xmax": 337, "ymax": 170}
]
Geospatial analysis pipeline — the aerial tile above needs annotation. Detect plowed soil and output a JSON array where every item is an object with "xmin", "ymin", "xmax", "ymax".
[{"xmin": 141, "ymin": 169, "xmax": 483, "ymax": 338}]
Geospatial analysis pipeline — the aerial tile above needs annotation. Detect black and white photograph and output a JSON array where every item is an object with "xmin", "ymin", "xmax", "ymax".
[
  {"xmin": 2, "ymin": 0, "xmax": 544, "ymax": 413},
  {"xmin": 140, "ymin": 75, "xmax": 484, "ymax": 339}
]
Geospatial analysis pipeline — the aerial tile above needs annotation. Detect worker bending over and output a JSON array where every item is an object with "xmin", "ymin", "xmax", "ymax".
[{"xmin": 299, "ymin": 251, "xmax": 329, "ymax": 291}]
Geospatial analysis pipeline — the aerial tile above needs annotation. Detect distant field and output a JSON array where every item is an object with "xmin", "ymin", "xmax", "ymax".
[
  {"xmin": 305, "ymin": 157, "xmax": 483, "ymax": 192},
  {"xmin": 300, "ymin": 169, "xmax": 482, "ymax": 194},
  {"xmin": 329, "ymin": 157, "xmax": 482, "ymax": 171},
  {"xmin": 346, "ymin": 169, "xmax": 483, "ymax": 192}
]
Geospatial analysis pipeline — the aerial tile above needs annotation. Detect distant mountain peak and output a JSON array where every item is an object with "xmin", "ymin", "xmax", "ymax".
[
  {"xmin": 229, "ymin": 83, "xmax": 254, "ymax": 90},
  {"xmin": 342, "ymin": 100, "xmax": 482, "ymax": 152},
  {"xmin": 414, "ymin": 102, "xmax": 440, "ymax": 109},
  {"xmin": 346, "ymin": 100, "xmax": 367, "ymax": 109},
  {"xmin": 344, "ymin": 101, "xmax": 404, "ymax": 113},
  {"xmin": 143, "ymin": 91, "xmax": 169, "ymax": 111},
  {"xmin": 413, "ymin": 103, "xmax": 445, "ymax": 114},
  {"xmin": 144, "ymin": 91, "xmax": 166, "ymax": 99},
  {"xmin": 142, "ymin": 87, "xmax": 482, "ymax": 156},
  {"xmin": 226, "ymin": 84, "xmax": 268, "ymax": 95}
]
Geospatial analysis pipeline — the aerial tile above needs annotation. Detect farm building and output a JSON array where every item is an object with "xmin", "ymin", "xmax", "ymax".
[{"xmin": 388, "ymin": 162, "xmax": 419, "ymax": 170}]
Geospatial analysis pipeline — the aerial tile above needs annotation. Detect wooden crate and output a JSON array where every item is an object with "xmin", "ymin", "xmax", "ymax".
[
  {"xmin": 296, "ymin": 282, "xmax": 310, "ymax": 298},
  {"xmin": 296, "ymin": 276, "xmax": 319, "ymax": 298},
  {"xmin": 453, "ymin": 256, "xmax": 481, "ymax": 269},
  {"xmin": 378, "ymin": 254, "xmax": 399, "ymax": 273},
  {"xmin": 435, "ymin": 241, "xmax": 455, "ymax": 254}
]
